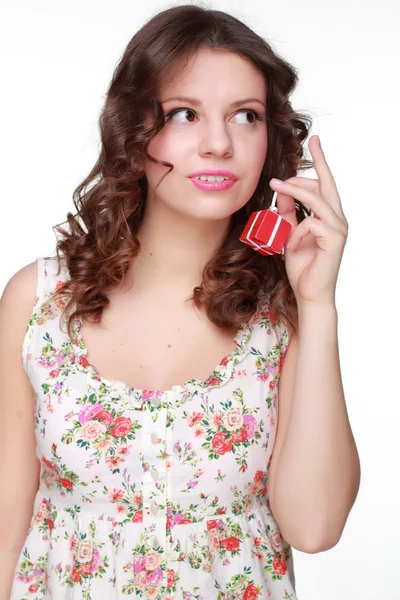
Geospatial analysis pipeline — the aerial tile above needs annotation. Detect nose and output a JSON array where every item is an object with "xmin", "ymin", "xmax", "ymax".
[{"xmin": 197, "ymin": 118, "xmax": 233, "ymax": 158}]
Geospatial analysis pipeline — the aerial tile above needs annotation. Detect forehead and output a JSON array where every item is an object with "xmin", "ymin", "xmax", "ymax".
[{"xmin": 159, "ymin": 47, "xmax": 267, "ymax": 102}]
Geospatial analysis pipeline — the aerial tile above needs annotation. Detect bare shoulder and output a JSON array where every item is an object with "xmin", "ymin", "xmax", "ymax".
[
  {"xmin": 1, "ymin": 260, "xmax": 38, "ymax": 304},
  {"xmin": 0, "ymin": 260, "xmax": 38, "ymax": 325},
  {"xmin": 0, "ymin": 259, "xmax": 38, "ymax": 371}
]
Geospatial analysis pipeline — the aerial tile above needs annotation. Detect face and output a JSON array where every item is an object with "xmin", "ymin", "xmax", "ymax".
[{"xmin": 143, "ymin": 47, "xmax": 268, "ymax": 223}]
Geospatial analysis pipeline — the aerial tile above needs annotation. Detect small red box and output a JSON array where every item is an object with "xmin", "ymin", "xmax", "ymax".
[{"xmin": 240, "ymin": 206, "xmax": 292, "ymax": 256}]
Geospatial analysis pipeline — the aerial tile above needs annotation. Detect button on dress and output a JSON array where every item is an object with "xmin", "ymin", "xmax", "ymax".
[{"xmin": 11, "ymin": 255, "xmax": 297, "ymax": 599}]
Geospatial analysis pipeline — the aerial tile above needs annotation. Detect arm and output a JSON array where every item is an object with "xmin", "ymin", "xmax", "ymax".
[
  {"xmin": 0, "ymin": 262, "xmax": 40, "ymax": 598},
  {"xmin": 268, "ymin": 303, "xmax": 361, "ymax": 553}
]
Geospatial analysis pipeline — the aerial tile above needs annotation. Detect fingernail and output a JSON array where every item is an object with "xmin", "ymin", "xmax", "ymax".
[
  {"xmin": 270, "ymin": 178, "xmax": 283, "ymax": 185},
  {"xmin": 315, "ymin": 135, "xmax": 321, "ymax": 146}
]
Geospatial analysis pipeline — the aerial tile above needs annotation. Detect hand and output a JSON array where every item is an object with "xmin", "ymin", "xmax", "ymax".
[{"xmin": 269, "ymin": 135, "xmax": 348, "ymax": 307}]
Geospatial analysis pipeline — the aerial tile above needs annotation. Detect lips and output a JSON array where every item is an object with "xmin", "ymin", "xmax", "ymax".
[{"xmin": 188, "ymin": 169, "xmax": 238, "ymax": 181}]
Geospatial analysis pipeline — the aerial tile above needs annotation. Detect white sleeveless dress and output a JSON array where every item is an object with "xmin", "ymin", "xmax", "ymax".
[{"xmin": 10, "ymin": 254, "xmax": 297, "ymax": 600}]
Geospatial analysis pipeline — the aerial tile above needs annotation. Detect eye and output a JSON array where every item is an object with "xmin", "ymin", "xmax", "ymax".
[{"xmin": 164, "ymin": 107, "xmax": 264, "ymax": 125}]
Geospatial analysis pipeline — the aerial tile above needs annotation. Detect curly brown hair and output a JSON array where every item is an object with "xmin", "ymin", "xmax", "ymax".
[{"xmin": 51, "ymin": 4, "xmax": 314, "ymax": 341}]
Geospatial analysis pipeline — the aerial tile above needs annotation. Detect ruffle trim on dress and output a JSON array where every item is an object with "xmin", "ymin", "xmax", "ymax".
[{"xmin": 69, "ymin": 314, "xmax": 256, "ymax": 408}]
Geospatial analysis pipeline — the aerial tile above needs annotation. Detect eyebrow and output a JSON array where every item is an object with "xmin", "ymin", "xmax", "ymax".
[{"xmin": 161, "ymin": 96, "xmax": 266, "ymax": 109}]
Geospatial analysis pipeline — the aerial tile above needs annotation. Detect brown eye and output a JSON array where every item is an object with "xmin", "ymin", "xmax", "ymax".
[
  {"xmin": 234, "ymin": 109, "xmax": 264, "ymax": 125},
  {"xmin": 165, "ymin": 108, "xmax": 196, "ymax": 123}
]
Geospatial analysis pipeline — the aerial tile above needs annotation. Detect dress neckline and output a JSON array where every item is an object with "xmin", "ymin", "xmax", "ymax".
[{"xmin": 70, "ymin": 308, "xmax": 259, "ymax": 399}]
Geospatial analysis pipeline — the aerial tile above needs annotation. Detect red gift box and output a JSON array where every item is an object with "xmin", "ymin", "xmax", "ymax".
[{"xmin": 239, "ymin": 191, "xmax": 292, "ymax": 256}]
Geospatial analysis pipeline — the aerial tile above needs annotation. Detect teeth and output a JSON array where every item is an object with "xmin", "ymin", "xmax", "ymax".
[{"xmin": 194, "ymin": 175, "xmax": 230, "ymax": 182}]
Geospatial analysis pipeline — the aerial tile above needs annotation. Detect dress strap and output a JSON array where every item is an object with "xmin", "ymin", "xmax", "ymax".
[
  {"xmin": 21, "ymin": 255, "xmax": 67, "ymax": 374},
  {"xmin": 21, "ymin": 256, "xmax": 47, "ymax": 373}
]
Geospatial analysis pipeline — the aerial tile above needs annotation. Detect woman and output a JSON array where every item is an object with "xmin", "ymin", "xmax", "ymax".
[{"xmin": 0, "ymin": 4, "xmax": 360, "ymax": 599}]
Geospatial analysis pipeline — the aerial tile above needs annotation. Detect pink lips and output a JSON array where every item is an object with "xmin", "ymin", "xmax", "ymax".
[
  {"xmin": 188, "ymin": 169, "xmax": 238, "ymax": 192},
  {"xmin": 189, "ymin": 169, "xmax": 238, "ymax": 180}
]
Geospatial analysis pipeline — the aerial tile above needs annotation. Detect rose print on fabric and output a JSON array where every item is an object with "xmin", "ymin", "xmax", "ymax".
[
  {"xmin": 251, "ymin": 522, "xmax": 293, "ymax": 584},
  {"xmin": 231, "ymin": 469, "xmax": 268, "ymax": 515},
  {"xmin": 32, "ymin": 497, "xmax": 58, "ymax": 537},
  {"xmin": 14, "ymin": 550, "xmax": 48, "ymax": 597},
  {"xmin": 206, "ymin": 517, "xmax": 251, "ymax": 562},
  {"xmin": 103, "ymin": 467, "xmax": 143, "ymax": 533},
  {"xmin": 61, "ymin": 393, "xmax": 142, "ymax": 473},
  {"xmin": 54, "ymin": 520, "xmax": 109, "ymax": 593},
  {"xmin": 11, "ymin": 256, "xmax": 297, "ymax": 599},
  {"xmin": 121, "ymin": 530, "xmax": 172, "ymax": 596},
  {"xmin": 214, "ymin": 567, "xmax": 263, "ymax": 599},
  {"xmin": 41, "ymin": 443, "xmax": 89, "ymax": 495},
  {"xmin": 183, "ymin": 388, "xmax": 264, "ymax": 471}
]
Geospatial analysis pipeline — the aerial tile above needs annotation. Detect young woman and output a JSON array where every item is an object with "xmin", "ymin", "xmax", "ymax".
[{"xmin": 0, "ymin": 5, "xmax": 360, "ymax": 599}]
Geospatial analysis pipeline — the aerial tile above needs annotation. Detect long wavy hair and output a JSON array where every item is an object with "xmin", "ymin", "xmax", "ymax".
[{"xmin": 51, "ymin": 4, "xmax": 314, "ymax": 340}]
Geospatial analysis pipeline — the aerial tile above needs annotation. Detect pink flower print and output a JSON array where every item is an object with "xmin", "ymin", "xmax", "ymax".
[
  {"xmin": 77, "ymin": 540, "xmax": 93, "ymax": 563},
  {"xmin": 211, "ymin": 411, "xmax": 223, "ymax": 431},
  {"xmin": 243, "ymin": 414, "xmax": 257, "ymax": 440},
  {"xmin": 42, "ymin": 469, "xmax": 56, "ymax": 488},
  {"xmin": 208, "ymin": 529, "xmax": 220, "ymax": 551},
  {"xmin": 132, "ymin": 492, "xmax": 142, "ymax": 508},
  {"xmin": 117, "ymin": 444, "xmax": 132, "ymax": 455},
  {"xmin": 193, "ymin": 425, "xmax": 204, "ymax": 437},
  {"xmin": 78, "ymin": 403, "xmax": 104, "ymax": 425},
  {"xmin": 173, "ymin": 513, "xmax": 185, "ymax": 526},
  {"xmin": 80, "ymin": 420, "xmax": 107, "ymax": 442},
  {"xmin": 93, "ymin": 410, "xmax": 114, "ymax": 429},
  {"xmin": 105, "ymin": 455, "xmax": 125, "ymax": 469},
  {"xmin": 28, "ymin": 584, "xmax": 39, "ymax": 593},
  {"xmin": 49, "ymin": 369, "xmax": 60, "ymax": 378},
  {"xmin": 142, "ymin": 390, "xmax": 162, "ymax": 403},
  {"xmin": 90, "ymin": 548, "xmax": 101, "ymax": 573},
  {"xmin": 249, "ymin": 481, "xmax": 259, "ymax": 496},
  {"xmin": 116, "ymin": 504, "xmax": 126, "ymax": 514},
  {"xmin": 17, "ymin": 574, "xmax": 34, "ymax": 584},
  {"xmin": 145, "ymin": 551, "xmax": 161, "ymax": 571},
  {"xmin": 146, "ymin": 566, "xmax": 163, "ymax": 586},
  {"xmin": 224, "ymin": 408, "xmax": 243, "ymax": 431},
  {"xmin": 187, "ymin": 480, "xmax": 198, "ymax": 489},
  {"xmin": 112, "ymin": 532, "xmax": 121, "ymax": 544},
  {"xmin": 147, "ymin": 587, "xmax": 159, "ymax": 598},
  {"xmin": 69, "ymin": 534, "xmax": 77, "ymax": 551},
  {"xmin": 269, "ymin": 529, "xmax": 283, "ymax": 553},
  {"xmin": 108, "ymin": 488, "xmax": 125, "ymax": 503},
  {"xmin": 187, "ymin": 411, "xmax": 204, "ymax": 427},
  {"xmin": 97, "ymin": 437, "xmax": 112, "ymax": 452},
  {"xmin": 135, "ymin": 570, "xmax": 147, "ymax": 589},
  {"xmin": 34, "ymin": 499, "xmax": 48, "ymax": 524},
  {"xmin": 133, "ymin": 554, "xmax": 146, "ymax": 574}
]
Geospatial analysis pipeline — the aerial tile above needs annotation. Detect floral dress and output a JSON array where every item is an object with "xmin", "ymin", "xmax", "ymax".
[{"xmin": 11, "ymin": 254, "xmax": 298, "ymax": 600}]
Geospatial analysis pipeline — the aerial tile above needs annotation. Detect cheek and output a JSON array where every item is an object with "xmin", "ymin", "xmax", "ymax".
[
  {"xmin": 146, "ymin": 130, "xmax": 182, "ymax": 170},
  {"xmin": 244, "ymin": 136, "xmax": 268, "ymax": 179}
]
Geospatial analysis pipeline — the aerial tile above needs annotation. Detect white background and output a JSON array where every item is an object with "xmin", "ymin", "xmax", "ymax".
[{"xmin": 1, "ymin": 1, "xmax": 399, "ymax": 598}]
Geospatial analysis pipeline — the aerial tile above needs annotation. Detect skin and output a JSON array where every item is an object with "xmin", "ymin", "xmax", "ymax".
[{"xmin": 125, "ymin": 46, "xmax": 269, "ymax": 296}]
